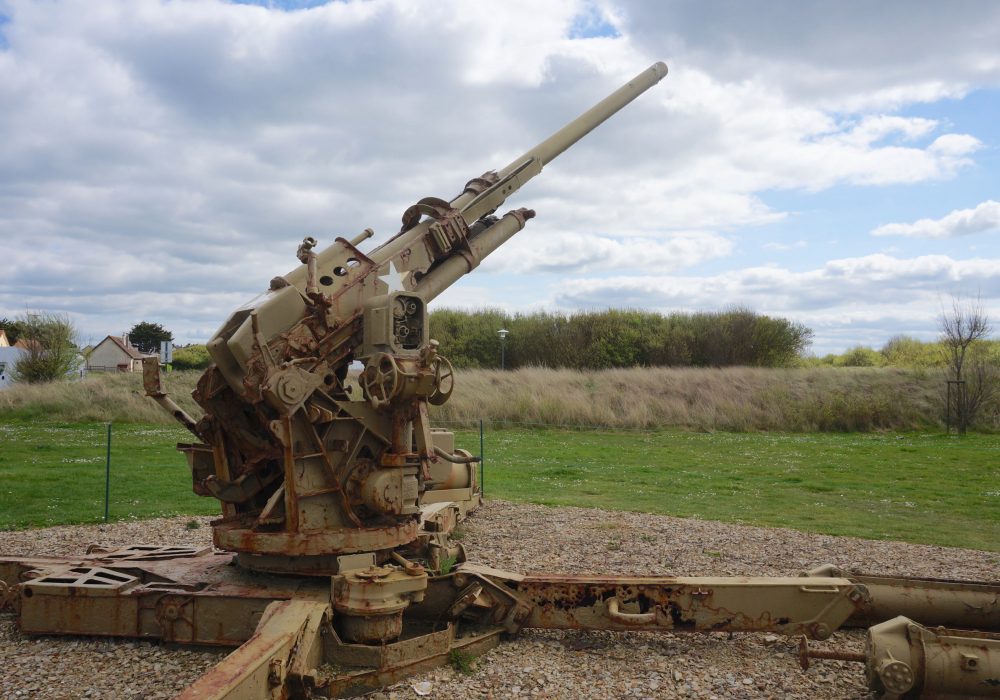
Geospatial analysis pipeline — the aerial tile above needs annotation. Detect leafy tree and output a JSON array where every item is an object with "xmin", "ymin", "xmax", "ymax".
[
  {"xmin": 647, "ymin": 314, "xmax": 694, "ymax": 366},
  {"xmin": 580, "ymin": 310, "xmax": 646, "ymax": 369},
  {"xmin": 750, "ymin": 315, "xmax": 813, "ymax": 367},
  {"xmin": 507, "ymin": 311, "xmax": 576, "ymax": 368},
  {"xmin": 12, "ymin": 312, "xmax": 81, "ymax": 383},
  {"xmin": 128, "ymin": 321, "xmax": 174, "ymax": 354}
]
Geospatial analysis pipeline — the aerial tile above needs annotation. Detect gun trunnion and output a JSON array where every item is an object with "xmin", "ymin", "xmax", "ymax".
[{"xmin": 3, "ymin": 62, "xmax": 999, "ymax": 699}]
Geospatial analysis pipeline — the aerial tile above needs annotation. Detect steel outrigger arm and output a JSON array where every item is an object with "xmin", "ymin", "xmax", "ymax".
[{"xmin": 5, "ymin": 548, "xmax": 1000, "ymax": 697}]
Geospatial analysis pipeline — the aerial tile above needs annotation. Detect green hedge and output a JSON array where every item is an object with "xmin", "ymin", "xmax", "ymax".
[{"xmin": 429, "ymin": 307, "xmax": 812, "ymax": 369}]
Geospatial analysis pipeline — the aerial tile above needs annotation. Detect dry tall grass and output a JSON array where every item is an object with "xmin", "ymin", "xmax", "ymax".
[
  {"xmin": 432, "ymin": 366, "xmax": 945, "ymax": 432},
  {"xmin": 0, "ymin": 366, "xmax": 948, "ymax": 432},
  {"xmin": 0, "ymin": 371, "xmax": 202, "ymax": 424}
]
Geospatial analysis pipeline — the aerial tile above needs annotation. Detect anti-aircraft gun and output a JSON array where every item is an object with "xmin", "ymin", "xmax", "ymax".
[
  {"xmin": 154, "ymin": 55, "xmax": 649, "ymax": 576},
  {"xmin": 3, "ymin": 63, "xmax": 1000, "ymax": 699}
]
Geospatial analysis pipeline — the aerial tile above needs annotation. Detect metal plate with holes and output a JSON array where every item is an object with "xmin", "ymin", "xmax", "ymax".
[{"xmin": 19, "ymin": 566, "xmax": 143, "ymax": 636}]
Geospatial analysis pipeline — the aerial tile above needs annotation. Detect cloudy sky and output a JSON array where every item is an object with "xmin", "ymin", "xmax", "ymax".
[{"xmin": 1, "ymin": 0, "xmax": 999, "ymax": 354}]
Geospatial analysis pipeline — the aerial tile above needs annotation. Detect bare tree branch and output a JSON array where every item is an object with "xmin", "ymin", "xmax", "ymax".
[{"xmin": 939, "ymin": 295, "xmax": 994, "ymax": 433}]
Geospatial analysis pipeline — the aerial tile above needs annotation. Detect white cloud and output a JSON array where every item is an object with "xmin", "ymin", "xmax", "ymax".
[
  {"xmin": 839, "ymin": 115, "xmax": 938, "ymax": 146},
  {"xmin": 646, "ymin": 68, "xmax": 982, "ymax": 199},
  {"xmin": 484, "ymin": 230, "xmax": 732, "ymax": 273},
  {"xmin": 928, "ymin": 133, "xmax": 983, "ymax": 157},
  {"xmin": 0, "ymin": 0, "xmax": 997, "ymax": 348},
  {"xmin": 560, "ymin": 253, "xmax": 1000, "ymax": 309},
  {"xmin": 625, "ymin": 2, "xmax": 1000, "ymax": 106},
  {"xmin": 872, "ymin": 200, "xmax": 1000, "ymax": 238},
  {"xmin": 552, "ymin": 253, "xmax": 1000, "ymax": 352}
]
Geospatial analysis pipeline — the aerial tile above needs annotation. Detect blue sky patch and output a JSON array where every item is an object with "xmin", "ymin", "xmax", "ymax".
[
  {"xmin": 568, "ymin": 8, "xmax": 620, "ymax": 39},
  {"xmin": 228, "ymin": 0, "xmax": 332, "ymax": 10},
  {"xmin": 0, "ymin": 13, "xmax": 10, "ymax": 50}
]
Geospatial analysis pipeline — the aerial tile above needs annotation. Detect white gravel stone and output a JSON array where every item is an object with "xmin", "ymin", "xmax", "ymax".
[{"xmin": 2, "ymin": 501, "xmax": 998, "ymax": 699}]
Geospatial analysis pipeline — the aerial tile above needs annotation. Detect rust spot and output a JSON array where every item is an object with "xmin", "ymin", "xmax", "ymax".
[{"xmin": 666, "ymin": 602, "xmax": 695, "ymax": 629}]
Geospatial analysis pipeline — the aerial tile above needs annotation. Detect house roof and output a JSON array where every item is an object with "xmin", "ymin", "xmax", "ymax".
[
  {"xmin": 99, "ymin": 335, "xmax": 154, "ymax": 360},
  {"xmin": 13, "ymin": 338, "xmax": 43, "ymax": 352}
]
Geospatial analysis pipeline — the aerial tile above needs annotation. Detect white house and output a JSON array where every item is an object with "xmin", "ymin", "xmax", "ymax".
[
  {"xmin": 0, "ymin": 346, "xmax": 25, "ymax": 389},
  {"xmin": 86, "ymin": 335, "xmax": 156, "ymax": 372}
]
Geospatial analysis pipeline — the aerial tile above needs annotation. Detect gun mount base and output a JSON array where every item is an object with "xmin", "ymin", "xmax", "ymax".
[{"xmin": 213, "ymin": 520, "xmax": 421, "ymax": 575}]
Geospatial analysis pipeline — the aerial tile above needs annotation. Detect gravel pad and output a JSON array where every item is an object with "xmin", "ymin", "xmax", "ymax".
[{"xmin": 2, "ymin": 500, "xmax": 997, "ymax": 699}]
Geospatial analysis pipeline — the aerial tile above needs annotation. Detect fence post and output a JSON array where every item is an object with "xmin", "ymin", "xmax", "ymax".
[
  {"xmin": 479, "ymin": 419, "xmax": 485, "ymax": 498},
  {"xmin": 104, "ymin": 422, "xmax": 112, "ymax": 522}
]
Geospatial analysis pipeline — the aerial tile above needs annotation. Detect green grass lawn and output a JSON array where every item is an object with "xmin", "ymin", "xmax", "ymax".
[
  {"xmin": 0, "ymin": 422, "xmax": 216, "ymax": 528},
  {"xmin": 454, "ymin": 428, "xmax": 1000, "ymax": 552},
  {"xmin": 2, "ymin": 421, "xmax": 998, "ymax": 552}
]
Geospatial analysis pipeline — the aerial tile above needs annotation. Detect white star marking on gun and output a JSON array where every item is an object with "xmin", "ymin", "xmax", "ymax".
[{"xmin": 378, "ymin": 261, "xmax": 406, "ymax": 293}]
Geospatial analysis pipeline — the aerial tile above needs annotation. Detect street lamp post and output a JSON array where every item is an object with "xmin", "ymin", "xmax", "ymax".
[{"xmin": 497, "ymin": 328, "xmax": 509, "ymax": 370}]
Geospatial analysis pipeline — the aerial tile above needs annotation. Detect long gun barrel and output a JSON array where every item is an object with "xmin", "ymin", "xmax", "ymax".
[
  {"xmin": 368, "ymin": 61, "xmax": 668, "ymax": 270},
  {"xmin": 517, "ymin": 61, "xmax": 669, "ymax": 167}
]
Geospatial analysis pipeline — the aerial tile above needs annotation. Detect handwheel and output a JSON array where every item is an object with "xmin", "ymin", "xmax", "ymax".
[
  {"xmin": 361, "ymin": 353, "xmax": 401, "ymax": 409},
  {"xmin": 428, "ymin": 355, "xmax": 455, "ymax": 405}
]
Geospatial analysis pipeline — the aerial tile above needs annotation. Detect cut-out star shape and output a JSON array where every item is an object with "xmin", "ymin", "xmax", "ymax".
[{"xmin": 378, "ymin": 260, "xmax": 407, "ymax": 293}]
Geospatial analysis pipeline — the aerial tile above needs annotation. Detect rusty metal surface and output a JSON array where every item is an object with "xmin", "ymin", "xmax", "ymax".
[
  {"xmin": 865, "ymin": 617, "xmax": 1000, "ymax": 697},
  {"xmin": 7, "ymin": 541, "xmax": 1000, "ymax": 698},
  {"xmin": 454, "ymin": 567, "xmax": 867, "ymax": 640},
  {"xmin": 321, "ymin": 626, "xmax": 504, "ymax": 698},
  {"xmin": 854, "ymin": 573, "xmax": 1000, "ymax": 631},
  {"xmin": 175, "ymin": 599, "xmax": 329, "ymax": 700},
  {"xmin": 797, "ymin": 636, "xmax": 866, "ymax": 670},
  {"xmin": 212, "ymin": 519, "xmax": 420, "ymax": 559},
  {"xmin": 3, "ymin": 547, "xmax": 322, "ymax": 645},
  {"xmin": 806, "ymin": 564, "xmax": 1000, "ymax": 631}
]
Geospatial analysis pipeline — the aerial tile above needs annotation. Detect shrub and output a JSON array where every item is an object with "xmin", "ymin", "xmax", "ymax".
[
  {"xmin": 880, "ymin": 335, "xmax": 943, "ymax": 368},
  {"xmin": 11, "ymin": 312, "xmax": 82, "ymax": 383},
  {"xmin": 172, "ymin": 344, "xmax": 212, "ymax": 371},
  {"xmin": 837, "ymin": 346, "xmax": 887, "ymax": 367}
]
